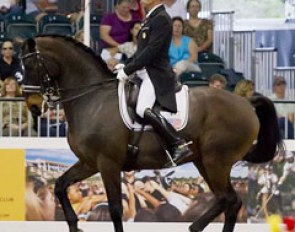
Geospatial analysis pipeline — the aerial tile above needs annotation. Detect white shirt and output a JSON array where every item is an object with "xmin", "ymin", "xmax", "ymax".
[
  {"xmin": 268, "ymin": 93, "xmax": 294, "ymax": 118},
  {"xmin": 164, "ymin": 0, "xmax": 187, "ymax": 19}
]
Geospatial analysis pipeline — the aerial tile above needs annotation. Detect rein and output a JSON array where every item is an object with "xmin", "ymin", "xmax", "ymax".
[
  {"xmin": 56, "ymin": 79, "xmax": 117, "ymax": 104},
  {"xmin": 21, "ymin": 50, "xmax": 118, "ymax": 105}
]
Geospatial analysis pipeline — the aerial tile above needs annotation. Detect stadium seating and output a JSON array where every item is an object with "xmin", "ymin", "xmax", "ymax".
[
  {"xmin": 77, "ymin": 14, "xmax": 102, "ymax": 52},
  {"xmin": 5, "ymin": 13, "xmax": 37, "ymax": 40},
  {"xmin": 179, "ymin": 72, "xmax": 209, "ymax": 87},
  {"xmin": 39, "ymin": 14, "xmax": 74, "ymax": 36}
]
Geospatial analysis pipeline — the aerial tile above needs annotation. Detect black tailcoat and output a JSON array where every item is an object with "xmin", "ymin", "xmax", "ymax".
[{"xmin": 124, "ymin": 5, "xmax": 177, "ymax": 113}]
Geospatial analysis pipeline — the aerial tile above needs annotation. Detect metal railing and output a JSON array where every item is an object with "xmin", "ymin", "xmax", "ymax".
[
  {"xmin": 253, "ymin": 47, "xmax": 278, "ymax": 92},
  {"xmin": 212, "ymin": 11, "xmax": 235, "ymax": 68},
  {"xmin": 0, "ymin": 98, "xmax": 66, "ymax": 137},
  {"xmin": 233, "ymin": 30, "xmax": 256, "ymax": 79}
]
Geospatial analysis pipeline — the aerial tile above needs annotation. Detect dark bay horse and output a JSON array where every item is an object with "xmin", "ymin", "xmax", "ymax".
[{"xmin": 20, "ymin": 35, "xmax": 283, "ymax": 232}]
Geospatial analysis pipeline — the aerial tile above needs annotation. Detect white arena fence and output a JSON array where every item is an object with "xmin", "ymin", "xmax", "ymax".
[
  {"xmin": 0, "ymin": 98, "xmax": 294, "ymax": 139},
  {"xmin": 0, "ymin": 98, "xmax": 66, "ymax": 137}
]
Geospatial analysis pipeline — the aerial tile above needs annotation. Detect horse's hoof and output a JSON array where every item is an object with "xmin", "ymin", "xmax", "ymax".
[{"xmin": 77, "ymin": 229, "xmax": 84, "ymax": 232}]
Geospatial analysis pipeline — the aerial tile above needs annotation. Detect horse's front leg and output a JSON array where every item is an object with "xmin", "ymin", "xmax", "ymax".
[
  {"xmin": 54, "ymin": 161, "xmax": 97, "ymax": 232},
  {"xmin": 100, "ymin": 161, "xmax": 124, "ymax": 232}
]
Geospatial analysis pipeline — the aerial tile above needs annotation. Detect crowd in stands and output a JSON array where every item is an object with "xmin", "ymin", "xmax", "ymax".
[{"xmin": 0, "ymin": 0, "xmax": 294, "ymax": 139}]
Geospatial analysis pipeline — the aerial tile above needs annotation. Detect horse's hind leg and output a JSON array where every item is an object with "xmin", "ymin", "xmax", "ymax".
[
  {"xmin": 189, "ymin": 159, "xmax": 240, "ymax": 232},
  {"xmin": 55, "ymin": 161, "xmax": 97, "ymax": 232},
  {"xmin": 223, "ymin": 185, "xmax": 242, "ymax": 232}
]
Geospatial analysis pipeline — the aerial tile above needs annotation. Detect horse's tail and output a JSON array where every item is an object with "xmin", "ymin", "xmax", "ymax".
[{"xmin": 243, "ymin": 95, "xmax": 284, "ymax": 163}]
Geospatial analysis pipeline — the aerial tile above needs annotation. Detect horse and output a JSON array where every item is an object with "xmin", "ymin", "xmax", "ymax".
[{"xmin": 20, "ymin": 35, "xmax": 283, "ymax": 232}]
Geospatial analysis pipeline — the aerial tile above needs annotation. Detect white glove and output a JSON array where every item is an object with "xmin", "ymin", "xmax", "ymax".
[
  {"xmin": 116, "ymin": 68, "xmax": 128, "ymax": 82},
  {"xmin": 113, "ymin": 63, "xmax": 125, "ymax": 73}
]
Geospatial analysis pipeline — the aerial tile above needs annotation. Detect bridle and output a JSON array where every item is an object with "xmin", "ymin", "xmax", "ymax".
[{"xmin": 20, "ymin": 50, "xmax": 117, "ymax": 106}]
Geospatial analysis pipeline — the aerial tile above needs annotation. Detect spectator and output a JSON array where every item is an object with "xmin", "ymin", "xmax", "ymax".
[
  {"xmin": 0, "ymin": 39, "xmax": 23, "ymax": 82},
  {"xmin": 25, "ymin": 176, "xmax": 56, "ymax": 221},
  {"xmin": 256, "ymin": 165, "xmax": 281, "ymax": 218},
  {"xmin": 1, "ymin": 77, "xmax": 36, "ymax": 136},
  {"xmin": 102, "ymin": 20, "xmax": 141, "ymax": 70},
  {"xmin": 25, "ymin": 0, "xmax": 58, "ymax": 20},
  {"xmin": 208, "ymin": 73, "xmax": 227, "ymax": 90},
  {"xmin": 149, "ymin": 179, "xmax": 192, "ymax": 214},
  {"xmin": 163, "ymin": 0, "xmax": 187, "ymax": 19},
  {"xmin": 268, "ymin": 76, "xmax": 294, "ymax": 139},
  {"xmin": 99, "ymin": 0, "xmax": 141, "ymax": 50},
  {"xmin": 0, "ymin": 0, "xmax": 22, "ymax": 20},
  {"xmin": 169, "ymin": 17, "xmax": 201, "ymax": 77},
  {"xmin": 278, "ymin": 151, "xmax": 295, "ymax": 186},
  {"xmin": 40, "ymin": 105, "xmax": 67, "ymax": 137},
  {"xmin": 67, "ymin": 183, "xmax": 107, "ymax": 221},
  {"xmin": 234, "ymin": 79, "xmax": 255, "ymax": 98},
  {"xmin": 184, "ymin": 0, "xmax": 213, "ymax": 53}
]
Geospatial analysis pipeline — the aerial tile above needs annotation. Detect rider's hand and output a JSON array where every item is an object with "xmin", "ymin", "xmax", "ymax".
[
  {"xmin": 116, "ymin": 68, "xmax": 128, "ymax": 82},
  {"xmin": 113, "ymin": 63, "xmax": 125, "ymax": 73}
]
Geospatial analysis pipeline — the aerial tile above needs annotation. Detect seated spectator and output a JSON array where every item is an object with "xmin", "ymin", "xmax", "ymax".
[
  {"xmin": 169, "ymin": 17, "xmax": 201, "ymax": 77},
  {"xmin": 268, "ymin": 76, "xmax": 294, "ymax": 139},
  {"xmin": 208, "ymin": 73, "xmax": 227, "ymax": 90},
  {"xmin": 130, "ymin": 0, "xmax": 145, "ymax": 19},
  {"xmin": 0, "ymin": 39, "xmax": 23, "ymax": 82},
  {"xmin": 25, "ymin": 0, "xmax": 58, "ymax": 20},
  {"xmin": 184, "ymin": 0, "xmax": 213, "ymax": 53},
  {"xmin": 0, "ymin": 0, "xmax": 22, "ymax": 20},
  {"xmin": 101, "ymin": 20, "xmax": 141, "ymax": 70},
  {"xmin": 234, "ymin": 79, "xmax": 255, "ymax": 98},
  {"xmin": 1, "ymin": 77, "xmax": 36, "ymax": 136},
  {"xmin": 99, "ymin": 0, "xmax": 141, "ymax": 50},
  {"xmin": 40, "ymin": 104, "xmax": 67, "ymax": 137},
  {"xmin": 163, "ymin": 0, "xmax": 187, "ymax": 19}
]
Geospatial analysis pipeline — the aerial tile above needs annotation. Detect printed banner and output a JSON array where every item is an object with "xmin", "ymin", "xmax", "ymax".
[{"xmin": 0, "ymin": 149, "xmax": 25, "ymax": 221}]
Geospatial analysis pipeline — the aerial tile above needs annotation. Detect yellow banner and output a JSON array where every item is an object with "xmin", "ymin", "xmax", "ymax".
[{"xmin": 0, "ymin": 150, "xmax": 25, "ymax": 221}]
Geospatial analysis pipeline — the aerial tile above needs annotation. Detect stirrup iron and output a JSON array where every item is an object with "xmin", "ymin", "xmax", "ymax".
[{"xmin": 165, "ymin": 150, "xmax": 177, "ymax": 167}]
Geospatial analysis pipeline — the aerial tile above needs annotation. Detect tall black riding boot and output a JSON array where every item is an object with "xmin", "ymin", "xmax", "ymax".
[{"xmin": 143, "ymin": 108, "xmax": 193, "ymax": 167}]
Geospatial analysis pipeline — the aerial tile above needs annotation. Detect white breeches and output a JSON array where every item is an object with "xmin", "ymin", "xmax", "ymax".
[{"xmin": 135, "ymin": 69, "xmax": 156, "ymax": 118}]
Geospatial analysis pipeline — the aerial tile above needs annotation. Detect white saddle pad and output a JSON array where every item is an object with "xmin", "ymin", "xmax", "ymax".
[{"xmin": 118, "ymin": 82, "xmax": 189, "ymax": 131}]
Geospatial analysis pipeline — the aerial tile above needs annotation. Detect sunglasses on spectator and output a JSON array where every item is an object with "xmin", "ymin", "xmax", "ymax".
[{"xmin": 2, "ymin": 47, "xmax": 13, "ymax": 50}]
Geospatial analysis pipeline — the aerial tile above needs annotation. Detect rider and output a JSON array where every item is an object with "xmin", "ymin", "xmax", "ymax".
[{"xmin": 116, "ymin": 0, "xmax": 193, "ymax": 167}]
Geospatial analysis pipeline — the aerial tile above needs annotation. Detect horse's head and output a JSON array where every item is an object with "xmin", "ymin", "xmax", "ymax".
[{"xmin": 20, "ymin": 38, "xmax": 56, "ymax": 115}]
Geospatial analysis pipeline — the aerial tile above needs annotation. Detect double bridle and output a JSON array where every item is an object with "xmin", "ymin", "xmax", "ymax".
[{"xmin": 20, "ymin": 50, "xmax": 117, "ymax": 105}]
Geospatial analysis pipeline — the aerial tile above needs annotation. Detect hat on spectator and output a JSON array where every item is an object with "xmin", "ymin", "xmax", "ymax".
[{"xmin": 273, "ymin": 76, "xmax": 286, "ymax": 86}]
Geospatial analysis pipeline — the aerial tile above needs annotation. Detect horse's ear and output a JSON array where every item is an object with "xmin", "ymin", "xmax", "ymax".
[{"xmin": 27, "ymin": 38, "xmax": 36, "ymax": 52}]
